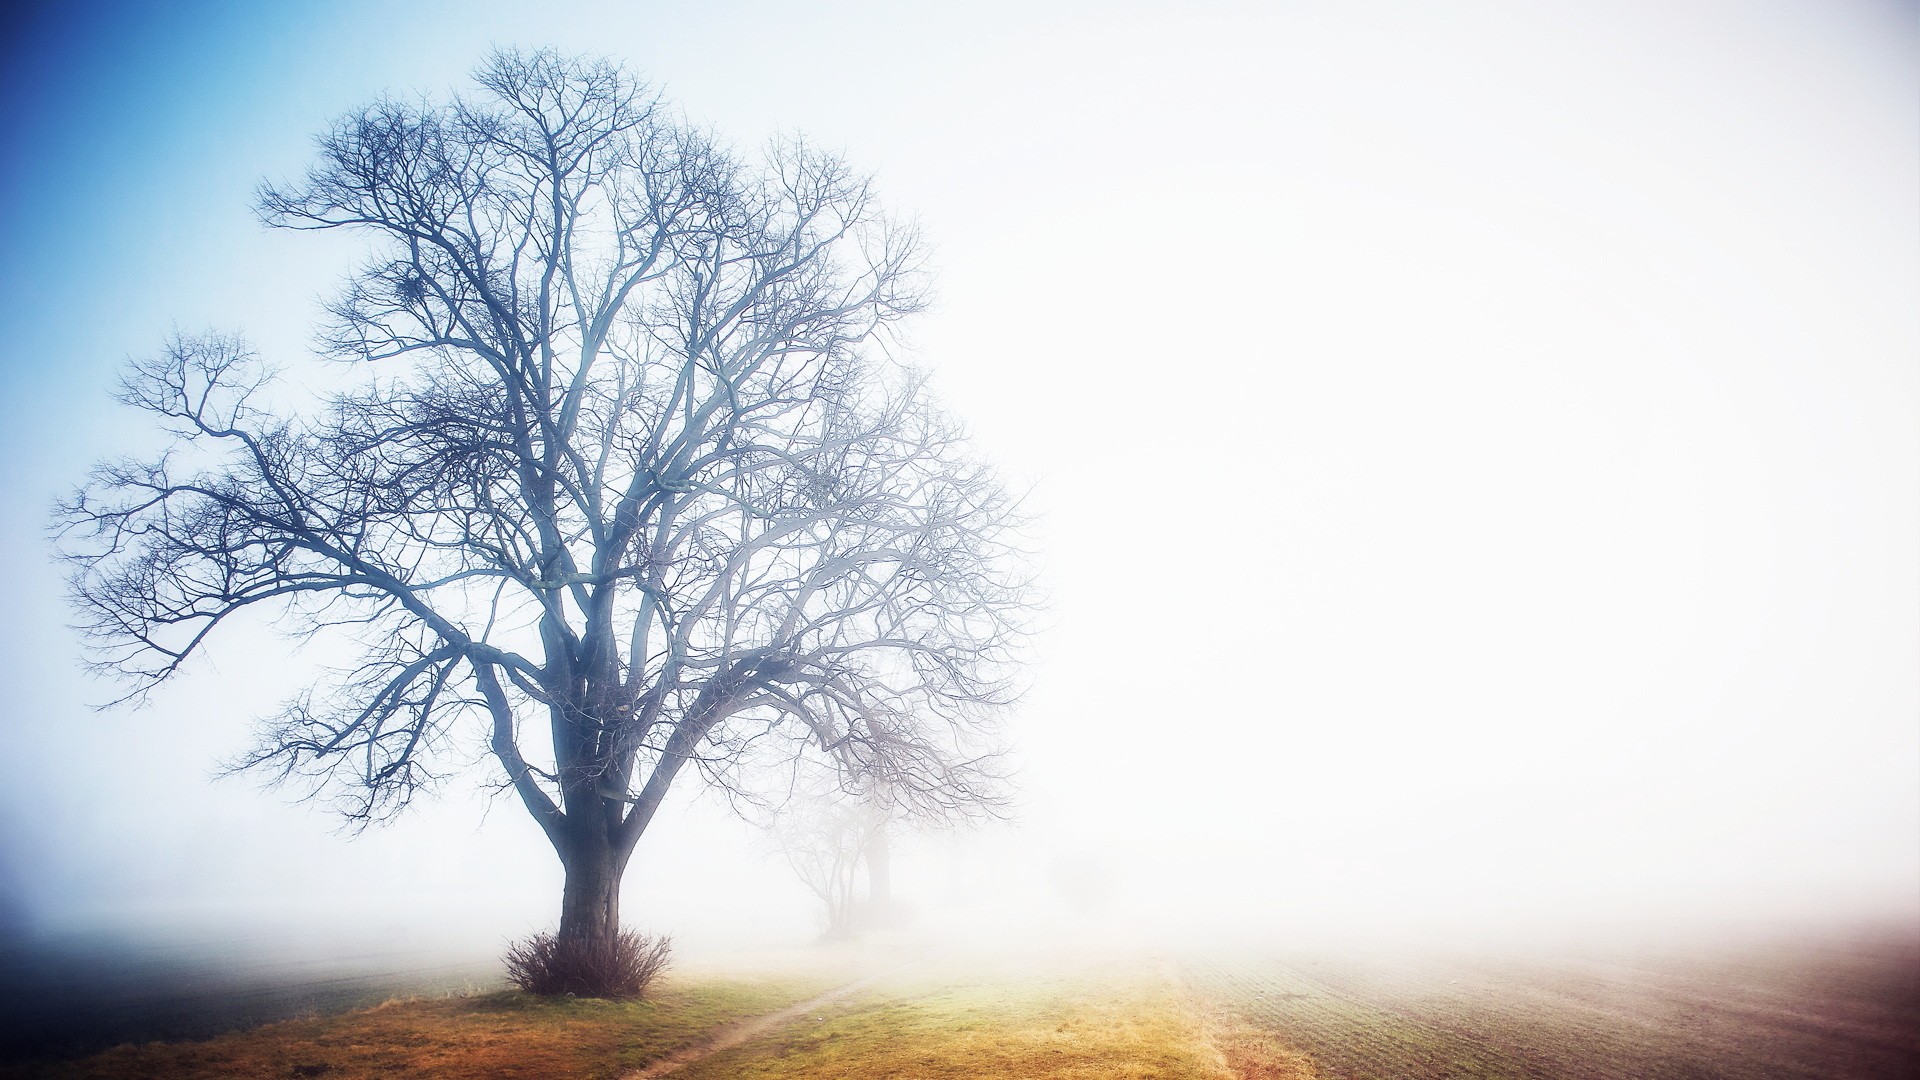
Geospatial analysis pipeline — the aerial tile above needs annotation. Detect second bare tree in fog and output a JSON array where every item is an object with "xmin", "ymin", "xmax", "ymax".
[
  {"xmin": 770, "ymin": 774, "xmax": 906, "ymax": 939},
  {"xmin": 57, "ymin": 49, "xmax": 1027, "ymax": 981}
]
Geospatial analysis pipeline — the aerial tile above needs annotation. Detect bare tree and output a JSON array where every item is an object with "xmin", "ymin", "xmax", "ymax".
[
  {"xmin": 765, "ymin": 769, "xmax": 907, "ymax": 939},
  {"xmin": 771, "ymin": 790, "xmax": 885, "ymax": 940},
  {"xmin": 55, "ymin": 49, "xmax": 1026, "ymax": 969}
]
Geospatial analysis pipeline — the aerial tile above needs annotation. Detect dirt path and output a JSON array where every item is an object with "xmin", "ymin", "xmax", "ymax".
[{"xmin": 620, "ymin": 970, "xmax": 894, "ymax": 1079}]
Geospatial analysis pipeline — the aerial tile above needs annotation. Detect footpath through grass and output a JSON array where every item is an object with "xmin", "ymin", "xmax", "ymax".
[
  {"xmin": 5, "ymin": 947, "xmax": 1331, "ymax": 1079},
  {"xmin": 673, "ymin": 952, "xmax": 1253, "ymax": 1080}
]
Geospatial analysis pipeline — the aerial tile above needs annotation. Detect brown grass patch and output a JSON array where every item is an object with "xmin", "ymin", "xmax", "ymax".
[{"xmin": 1193, "ymin": 1002, "xmax": 1322, "ymax": 1080}]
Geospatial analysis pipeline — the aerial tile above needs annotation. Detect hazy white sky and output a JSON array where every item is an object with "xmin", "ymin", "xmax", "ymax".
[{"xmin": 0, "ymin": 0, "xmax": 1914, "ymax": 948}]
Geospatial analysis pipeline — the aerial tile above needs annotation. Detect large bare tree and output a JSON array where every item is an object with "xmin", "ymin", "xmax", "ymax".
[{"xmin": 57, "ymin": 49, "xmax": 1025, "ymax": 955}]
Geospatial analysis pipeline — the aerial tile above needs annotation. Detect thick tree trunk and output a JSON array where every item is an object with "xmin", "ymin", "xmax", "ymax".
[{"xmin": 557, "ymin": 822, "xmax": 626, "ymax": 944}]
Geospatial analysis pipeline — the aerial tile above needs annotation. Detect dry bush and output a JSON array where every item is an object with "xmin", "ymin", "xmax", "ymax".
[{"xmin": 503, "ymin": 930, "xmax": 673, "ymax": 1000}]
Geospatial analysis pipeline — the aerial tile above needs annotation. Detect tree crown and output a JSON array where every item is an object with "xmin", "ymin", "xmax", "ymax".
[{"xmin": 58, "ymin": 49, "xmax": 1029, "ymax": 843}]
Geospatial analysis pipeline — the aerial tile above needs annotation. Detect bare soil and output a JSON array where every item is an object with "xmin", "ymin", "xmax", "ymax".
[{"xmin": 1182, "ymin": 929, "xmax": 1920, "ymax": 1079}]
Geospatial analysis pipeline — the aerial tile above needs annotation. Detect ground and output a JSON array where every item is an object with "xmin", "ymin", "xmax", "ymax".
[
  {"xmin": 4, "ymin": 932, "xmax": 1915, "ymax": 1079},
  {"xmin": 1180, "ymin": 932, "xmax": 1920, "ymax": 1080},
  {"xmin": 672, "ymin": 953, "xmax": 1235, "ymax": 1080},
  {"xmin": 0, "ymin": 969, "xmax": 837, "ymax": 1080}
]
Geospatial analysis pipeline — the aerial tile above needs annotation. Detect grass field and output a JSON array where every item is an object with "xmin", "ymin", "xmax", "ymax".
[
  {"xmin": 672, "ymin": 953, "xmax": 1230, "ymax": 1080},
  {"xmin": 0, "ymin": 930, "xmax": 506, "ymax": 1062},
  {"xmin": 6, "ymin": 931, "xmax": 1915, "ymax": 1078},
  {"xmin": 0, "ymin": 965, "xmax": 845, "ymax": 1080},
  {"xmin": 3, "ymin": 949, "xmax": 1241, "ymax": 1080}
]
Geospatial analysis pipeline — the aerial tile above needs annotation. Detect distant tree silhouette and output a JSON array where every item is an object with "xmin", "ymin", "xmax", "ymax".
[{"xmin": 768, "ymin": 771, "xmax": 909, "ymax": 939}]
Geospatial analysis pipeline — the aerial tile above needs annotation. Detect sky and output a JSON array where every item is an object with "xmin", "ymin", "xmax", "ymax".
[{"xmin": 0, "ymin": 0, "xmax": 1915, "ymax": 953}]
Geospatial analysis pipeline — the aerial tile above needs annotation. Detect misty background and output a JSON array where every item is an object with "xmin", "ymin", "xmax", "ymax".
[{"xmin": 0, "ymin": 0, "xmax": 1914, "ymax": 965}]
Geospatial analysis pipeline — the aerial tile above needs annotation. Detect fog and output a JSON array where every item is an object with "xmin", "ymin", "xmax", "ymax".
[{"xmin": 0, "ymin": 0, "xmax": 1914, "ymax": 982}]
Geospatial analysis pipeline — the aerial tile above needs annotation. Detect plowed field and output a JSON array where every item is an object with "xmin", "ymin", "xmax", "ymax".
[{"xmin": 1183, "ymin": 933, "xmax": 1920, "ymax": 1079}]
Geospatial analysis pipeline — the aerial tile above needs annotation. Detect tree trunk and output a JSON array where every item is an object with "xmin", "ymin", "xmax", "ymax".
[
  {"xmin": 865, "ymin": 820, "xmax": 892, "ymax": 908},
  {"xmin": 558, "ymin": 834, "xmax": 624, "ymax": 944}
]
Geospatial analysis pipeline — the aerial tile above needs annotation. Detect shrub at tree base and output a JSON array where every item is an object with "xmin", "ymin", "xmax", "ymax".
[{"xmin": 504, "ymin": 931, "xmax": 673, "ymax": 1000}]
